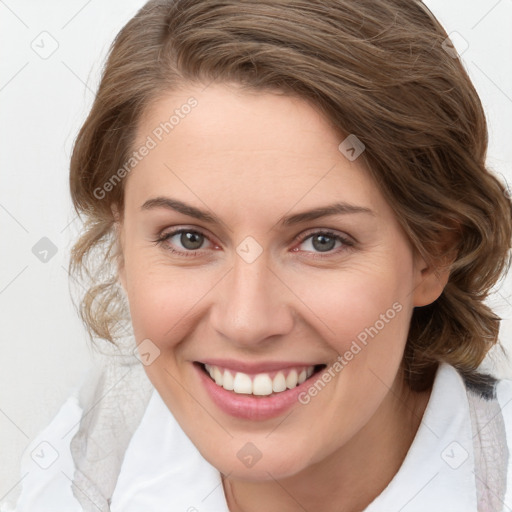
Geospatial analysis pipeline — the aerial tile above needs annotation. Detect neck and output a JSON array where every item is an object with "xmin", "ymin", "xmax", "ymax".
[{"xmin": 222, "ymin": 374, "xmax": 432, "ymax": 512}]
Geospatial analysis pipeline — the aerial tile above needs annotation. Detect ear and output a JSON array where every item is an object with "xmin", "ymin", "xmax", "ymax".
[
  {"xmin": 411, "ymin": 243, "xmax": 457, "ymax": 307},
  {"xmin": 111, "ymin": 204, "xmax": 127, "ymax": 292}
]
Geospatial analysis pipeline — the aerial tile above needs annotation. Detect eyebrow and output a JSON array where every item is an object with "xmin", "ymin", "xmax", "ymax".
[
  {"xmin": 141, "ymin": 197, "xmax": 217, "ymax": 223},
  {"xmin": 141, "ymin": 196, "xmax": 374, "ymax": 226}
]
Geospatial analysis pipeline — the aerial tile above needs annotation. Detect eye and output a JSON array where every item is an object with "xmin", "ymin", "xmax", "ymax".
[
  {"xmin": 294, "ymin": 230, "xmax": 354, "ymax": 255},
  {"xmin": 174, "ymin": 230, "xmax": 206, "ymax": 250},
  {"xmin": 301, "ymin": 233, "xmax": 340, "ymax": 252},
  {"xmin": 154, "ymin": 228, "xmax": 215, "ymax": 255}
]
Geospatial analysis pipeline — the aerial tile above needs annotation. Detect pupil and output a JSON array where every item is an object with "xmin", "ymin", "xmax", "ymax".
[
  {"xmin": 181, "ymin": 231, "xmax": 203, "ymax": 250},
  {"xmin": 312, "ymin": 234, "xmax": 335, "ymax": 252}
]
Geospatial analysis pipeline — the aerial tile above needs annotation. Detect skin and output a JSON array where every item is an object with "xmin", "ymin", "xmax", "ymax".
[{"xmin": 116, "ymin": 82, "xmax": 449, "ymax": 512}]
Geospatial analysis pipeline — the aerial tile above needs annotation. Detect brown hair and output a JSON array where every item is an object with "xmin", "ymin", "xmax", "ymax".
[{"xmin": 69, "ymin": 0, "xmax": 512, "ymax": 390}]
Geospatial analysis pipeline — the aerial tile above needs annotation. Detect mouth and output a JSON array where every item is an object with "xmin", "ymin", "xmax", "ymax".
[
  {"xmin": 195, "ymin": 361, "xmax": 327, "ymax": 398},
  {"xmin": 194, "ymin": 360, "xmax": 329, "ymax": 420}
]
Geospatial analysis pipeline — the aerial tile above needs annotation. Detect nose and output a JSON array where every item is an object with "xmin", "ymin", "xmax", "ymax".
[{"xmin": 209, "ymin": 253, "xmax": 294, "ymax": 348}]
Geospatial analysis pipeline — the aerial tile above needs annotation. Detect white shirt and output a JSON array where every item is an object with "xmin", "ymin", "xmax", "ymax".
[{"xmin": 6, "ymin": 363, "xmax": 512, "ymax": 511}]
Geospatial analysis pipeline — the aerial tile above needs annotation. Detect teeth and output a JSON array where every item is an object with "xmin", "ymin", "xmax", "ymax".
[
  {"xmin": 272, "ymin": 372, "xmax": 287, "ymax": 393},
  {"xmin": 253, "ymin": 374, "xmax": 273, "ymax": 396},
  {"xmin": 286, "ymin": 369, "xmax": 298, "ymax": 389},
  {"xmin": 213, "ymin": 366, "xmax": 223, "ymax": 386},
  {"xmin": 233, "ymin": 372, "xmax": 252, "ymax": 394},
  {"xmin": 204, "ymin": 364, "xmax": 317, "ymax": 395},
  {"xmin": 223, "ymin": 370, "xmax": 234, "ymax": 391}
]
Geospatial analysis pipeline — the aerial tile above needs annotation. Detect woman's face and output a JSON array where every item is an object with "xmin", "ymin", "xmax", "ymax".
[{"xmin": 117, "ymin": 83, "xmax": 441, "ymax": 480}]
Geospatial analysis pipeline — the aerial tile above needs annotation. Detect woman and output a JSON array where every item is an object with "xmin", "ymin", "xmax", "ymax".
[{"xmin": 9, "ymin": 0, "xmax": 512, "ymax": 511}]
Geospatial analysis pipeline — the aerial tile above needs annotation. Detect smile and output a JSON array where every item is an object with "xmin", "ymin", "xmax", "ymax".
[
  {"xmin": 204, "ymin": 364, "xmax": 318, "ymax": 396},
  {"xmin": 195, "ymin": 360, "xmax": 327, "ymax": 420}
]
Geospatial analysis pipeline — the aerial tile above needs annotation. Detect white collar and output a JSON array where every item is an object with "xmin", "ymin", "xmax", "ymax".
[
  {"xmin": 364, "ymin": 362, "xmax": 477, "ymax": 511},
  {"xmin": 109, "ymin": 389, "xmax": 229, "ymax": 511},
  {"xmin": 109, "ymin": 363, "xmax": 477, "ymax": 511}
]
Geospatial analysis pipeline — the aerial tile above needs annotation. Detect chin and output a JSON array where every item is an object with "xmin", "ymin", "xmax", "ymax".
[{"xmin": 201, "ymin": 439, "xmax": 315, "ymax": 481}]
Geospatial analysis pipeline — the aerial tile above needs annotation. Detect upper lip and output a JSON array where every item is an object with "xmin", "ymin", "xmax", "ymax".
[{"xmin": 197, "ymin": 358, "xmax": 325, "ymax": 374}]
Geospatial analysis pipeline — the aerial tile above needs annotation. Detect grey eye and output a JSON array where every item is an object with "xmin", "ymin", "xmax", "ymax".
[
  {"xmin": 179, "ymin": 231, "xmax": 205, "ymax": 250},
  {"xmin": 311, "ymin": 234, "xmax": 336, "ymax": 252},
  {"xmin": 299, "ymin": 233, "xmax": 343, "ymax": 253}
]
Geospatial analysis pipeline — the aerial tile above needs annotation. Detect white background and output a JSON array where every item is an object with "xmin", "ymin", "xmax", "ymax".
[{"xmin": 1, "ymin": 0, "xmax": 511, "ymax": 505}]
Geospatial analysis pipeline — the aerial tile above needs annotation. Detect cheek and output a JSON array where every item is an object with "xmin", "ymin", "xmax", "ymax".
[
  {"xmin": 292, "ymin": 263, "xmax": 411, "ymax": 348},
  {"xmin": 123, "ymin": 255, "xmax": 218, "ymax": 344},
  {"xmin": 290, "ymin": 246, "xmax": 414, "ymax": 399}
]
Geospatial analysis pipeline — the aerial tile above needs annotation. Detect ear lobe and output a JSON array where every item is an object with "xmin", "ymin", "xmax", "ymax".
[
  {"xmin": 412, "ymin": 263, "xmax": 450, "ymax": 307},
  {"xmin": 412, "ymin": 248, "xmax": 456, "ymax": 307}
]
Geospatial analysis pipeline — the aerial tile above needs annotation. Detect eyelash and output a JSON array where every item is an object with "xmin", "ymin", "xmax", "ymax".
[
  {"xmin": 292, "ymin": 229, "xmax": 355, "ymax": 258},
  {"xmin": 153, "ymin": 229, "xmax": 217, "ymax": 258},
  {"xmin": 153, "ymin": 227, "xmax": 355, "ymax": 259}
]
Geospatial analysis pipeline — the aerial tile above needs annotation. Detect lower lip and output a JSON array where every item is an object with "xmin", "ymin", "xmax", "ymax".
[{"xmin": 195, "ymin": 363, "xmax": 320, "ymax": 421}]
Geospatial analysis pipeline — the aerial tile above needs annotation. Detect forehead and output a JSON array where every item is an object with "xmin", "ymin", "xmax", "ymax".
[{"xmin": 126, "ymin": 83, "xmax": 388, "ymax": 218}]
